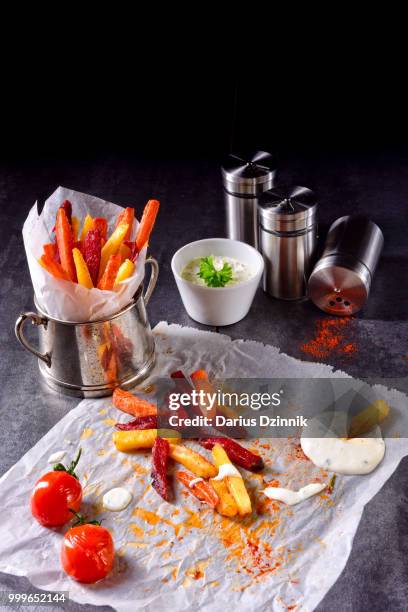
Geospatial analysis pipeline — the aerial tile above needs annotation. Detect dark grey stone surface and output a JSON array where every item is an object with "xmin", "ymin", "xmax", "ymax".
[{"xmin": 0, "ymin": 152, "xmax": 407, "ymax": 611}]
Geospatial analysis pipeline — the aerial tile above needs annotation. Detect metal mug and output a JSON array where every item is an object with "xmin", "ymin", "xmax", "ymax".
[{"xmin": 15, "ymin": 257, "xmax": 159, "ymax": 398}]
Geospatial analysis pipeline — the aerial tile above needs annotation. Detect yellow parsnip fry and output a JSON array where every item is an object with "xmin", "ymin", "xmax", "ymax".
[
  {"xmin": 168, "ymin": 444, "xmax": 217, "ymax": 478},
  {"xmin": 349, "ymin": 400, "xmax": 390, "ymax": 438},
  {"xmin": 98, "ymin": 223, "xmax": 129, "ymax": 281},
  {"xmin": 72, "ymin": 248, "xmax": 93, "ymax": 289},
  {"xmin": 210, "ymin": 478, "xmax": 238, "ymax": 517},
  {"xmin": 113, "ymin": 429, "xmax": 180, "ymax": 452},
  {"xmin": 80, "ymin": 214, "xmax": 94, "ymax": 241},
  {"xmin": 114, "ymin": 258, "xmax": 135, "ymax": 288},
  {"xmin": 212, "ymin": 444, "xmax": 252, "ymax": 515}
]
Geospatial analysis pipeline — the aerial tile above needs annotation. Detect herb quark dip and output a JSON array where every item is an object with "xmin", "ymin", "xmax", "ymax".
[{"xmin": 181, "ymin": 255, "xmax": 254, "ymax": 288}]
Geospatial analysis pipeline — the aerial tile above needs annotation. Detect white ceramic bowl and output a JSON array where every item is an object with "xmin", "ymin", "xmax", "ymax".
[{"xmin": 171, "ymin": 238, "xmax": 264, "ymax": 326}]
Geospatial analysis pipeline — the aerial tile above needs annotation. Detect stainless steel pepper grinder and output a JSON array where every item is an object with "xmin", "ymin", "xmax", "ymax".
[
  {"xmin": 258, "ymin": 186, "xmax": 319, "ymax": 300},
  {"xmin": 221, "ymin": 151, "xmax": 277, "ymax": 249}
]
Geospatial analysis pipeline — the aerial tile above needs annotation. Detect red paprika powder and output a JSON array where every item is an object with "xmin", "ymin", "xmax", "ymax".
[{"xmin": 301, "ymin": 318, "xmax": 357, "ymax": 359}]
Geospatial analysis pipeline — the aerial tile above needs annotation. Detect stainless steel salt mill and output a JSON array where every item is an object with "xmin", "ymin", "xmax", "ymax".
[
  {"xmin": 258, "ymin": 186, "xmax": 318, "ymax": 300},
  {"xmin": 221, "ymin": 151, "xmax": 277, "ymax": 248},
  {"xmin": 308, "ymin": 215, "xmax": 384, "ymax": 314}
]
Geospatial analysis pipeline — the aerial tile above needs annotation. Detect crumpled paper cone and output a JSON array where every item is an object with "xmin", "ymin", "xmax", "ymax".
[{"xmin": 22, "ymin": 186, "xmax": 147, "ymax": 322}]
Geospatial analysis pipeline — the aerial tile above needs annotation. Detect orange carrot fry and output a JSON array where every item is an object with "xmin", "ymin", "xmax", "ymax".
[
  {"xmin": 190, "ymin": 369, "xmax": 217, "ymax": 419},
  {"xmin": 43, "ymin": 242, "xmax": 59, "ymax": 261},
  {"xmin": 55, "ymin": 208, "xmax": 76, "ymax": 281},
  {"xmin": 136, "ymin": 199, "xmax": 160, "ymax": 252},
  {"xmin": 112, "ymin": 388, "xmax": 158, "ymax": 418},
  {"xmin": 115, "ymin": 207, "xmax": 134, "ymax": 241},
  {"xmin": 190, "ymin": 370, "xmax": 209, "ymax": 381},
  {"xmin": 39, "ymin": 255, "xmax": 70, "ymax": 281},
  {"xmin": 177, "ymin": 471, "xmax": 219, "ymax": 508},
  {"xmin": 97, "ymin": 253, "xmax": 121, "ymax": 291}
]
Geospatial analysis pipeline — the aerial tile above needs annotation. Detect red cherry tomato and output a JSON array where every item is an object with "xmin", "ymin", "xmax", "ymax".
[
  {"xmin": 61, "ymin": 524, "xmax": 115, "ymax": 583},
  {"xmin": 30, "ymin": 471, "xmax": 82, "ymax": 527}
]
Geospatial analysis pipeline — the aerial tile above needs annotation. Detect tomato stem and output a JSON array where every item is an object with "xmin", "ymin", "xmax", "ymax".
[
  {"xmin": 53, "ymin": 448, "xmax": 82, "ymax": 479},
  {"xmin": 69, "ymin": 508, "xmax": 101, "ymax": 527}
]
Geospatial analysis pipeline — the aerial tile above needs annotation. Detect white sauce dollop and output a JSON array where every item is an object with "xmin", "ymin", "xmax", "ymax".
[
  {"xmin": 212, "ymin": 464, "xmax": 242, "ymax": 480},
  {"xmin": 301, "ymin": 412, "xmax": 385, "ymax": 475},
  {"xmin": 301, "ymin": 434, "xmax": 385, "ymax": 475},
  {"xmin": 102, "ymin": 487, "xmax": 133, "ymax": 512},
  {"xmin": 263, "ymin": 483, "xmax": 326, "ymax": 506},
  {"xmin": 48, "ymin": 450, "xmax": 66, "ymax": 464}
]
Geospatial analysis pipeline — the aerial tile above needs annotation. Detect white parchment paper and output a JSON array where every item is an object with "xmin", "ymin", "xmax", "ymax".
[
  {"xmin": 23, "ymin": 186, "xmax": 147, "ymax": 322},
  {"xmin": 0, "ymin": 322, "xmax": 406, "ymax": 612}
]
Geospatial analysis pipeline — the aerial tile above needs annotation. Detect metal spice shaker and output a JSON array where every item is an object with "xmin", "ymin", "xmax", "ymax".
[
  {"xmin": 221, "ymin": 151, "xmax": 277, "ymax": 248},
  {"xmin": 258, "ymin": 186, "xmax": 318, "ymax": 300},
  {"xmin": 308, "ymin": 215, "xmax": 384, "ymax": 315}
]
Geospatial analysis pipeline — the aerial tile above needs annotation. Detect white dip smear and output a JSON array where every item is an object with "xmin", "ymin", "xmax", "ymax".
[
  {"xmin": 189, "ymin": 477, "xmax": 204, "ymax": 488},
  {"xmin": 48, "ymin": 451, "xmax": 66, "ymax": 464},
  {"xmin": 301, "ymin": 426, "xmax": 385, "ymax": 475},
  {"xmin": 102, "ymin": 487, "xmax": 133, "ymax": 512},
  {"xmin": 263, "ymin": 483, "xmax": 326, "ymax": 506},
  {"xmin": 212, "ymin": 464, "xmax": 242, "ymax": 480}
]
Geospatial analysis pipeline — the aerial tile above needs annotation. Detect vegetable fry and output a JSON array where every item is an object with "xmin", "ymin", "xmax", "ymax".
[
  {"xmin": 113, "ymin": 429, "xmax": 180, "ymax": 451},
  {"xmin": 114, "ymin": 259, "xmax": 135, "ymax": 287},
  {"xmin": 98, "ymin": 223, "xmax": 129, "ymax": 281},
  {"xmin": 168, "ymin": 444, "xmax": 217, "ymax": 478},
  {"xmin": 115, "ymin": 207, "xmax": 134, "ymax": 241},
  {"xmin": 97, "ymin": 343, "xmax": 117, "ymax": 383},
  {"xmin": 97, "ymin": 253, "xmax": 121, "ymax": 291},
  {"xmin": 55, "ymin": 208, "xmax": 76, "ymax": 282},
  {"xmin": 71, "ymin": 216, "xmax": 80, "ymax": 242},
  {"xmin": 200, "ymin": 438, "xmax": 264, "ymax": 471},
  {"xmin": 115, "ymin": 415, "xmax": 157, "ymax": 430},
  {"xmin": 209, "ymin": 479, "xmax": 238, "ymax": 517},
  {"xmin": 349, "ymin": 399, "xmax": 390, "ymax": 438},
  {"xmin": 60, "ymin": 200, "xmax": 72, "ymax": 225},
  {"xmin": 83, "ymin": 229, "xmax": 101, "ymax": 286},
  {"xmin": 43, "ymin": 242, "xmax": 59, "ymax": 262},
  {"xmin": 212, "ymin": 444, "xmax": 252, "ymax": 515},
  {"xmin": 72, "ymin": 248, "xmax": 93, "ymax": 289},
  {"xmin": 136, "ymin": 199, "xmax": 160, "ymax": 252},
  {"xmin": 93, "ymin": 217, "xmax": 108, "ymax": 242},
  {"xmin": 39, "ymin": 255, "xmax": 70, "ymax": 281},
  {"xmin": 119, "ymin": 242, "xmax": 132, "ymax": 262},
  {"xmin": 80, "ymin": 214, "xmax": 94, "ymax": 241},
  {"xmin": 190, "ymin": 370, "xmax": 217, "ymax": 418},
  {"xmin": 124, "ymin": 240, "xmax": 138, "ymax": 262},
  {"xmin": 112, "ymin": 388, "xmax": 158, "ymax": 417},
  {"xmin": 151, "ymin": 438, "xmax": 171, "ymax": 501},
  {"xmin": 177, "ymin": 471, "xmax": 219, "ymax": 508}
]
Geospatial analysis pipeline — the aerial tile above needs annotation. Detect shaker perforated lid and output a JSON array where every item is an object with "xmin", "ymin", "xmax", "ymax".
[
  {"xmin": 258, "ymin": 186, "xmax": 318, "ymax": 233},
  {"xmin": 308, "ymin": 215, "xmax": 384, "ymax": 315},
  {"xmin": 221, "ymin": 151, "xmax": 277, "ymax": 195}
]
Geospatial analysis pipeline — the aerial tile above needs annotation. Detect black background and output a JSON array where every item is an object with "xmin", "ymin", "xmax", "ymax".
[{"xmin": 2, "ymin": 46, "xmax": 408, "ymax": 160}]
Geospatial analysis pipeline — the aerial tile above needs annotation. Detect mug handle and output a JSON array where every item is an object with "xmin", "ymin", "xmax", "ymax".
[
  {"xmin": 144, "ymin": 257, "xmax": 159, "ymax": 305},
  {"xmin": 15, "ymin": 312, "xmax": 51, "ymax": 367}
]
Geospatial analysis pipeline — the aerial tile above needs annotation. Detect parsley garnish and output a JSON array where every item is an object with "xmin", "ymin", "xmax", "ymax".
[{"xmin": 198, "ymin": 256, "xmax": 233, "ymax": 288}]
